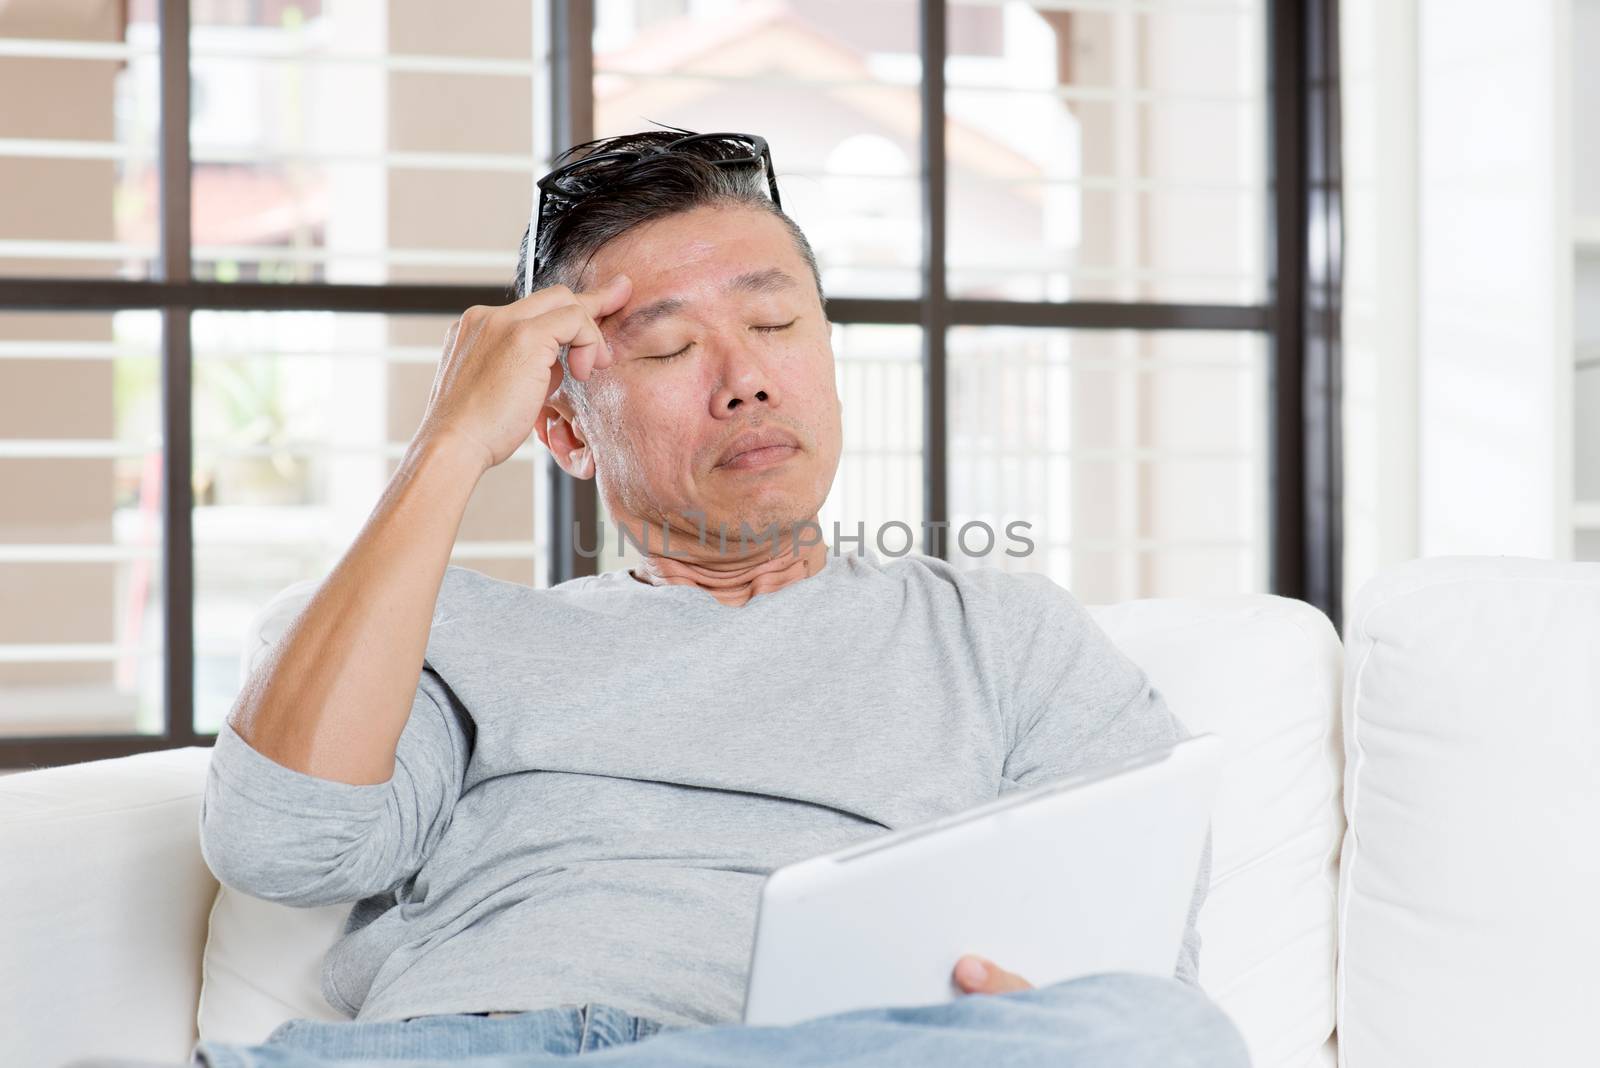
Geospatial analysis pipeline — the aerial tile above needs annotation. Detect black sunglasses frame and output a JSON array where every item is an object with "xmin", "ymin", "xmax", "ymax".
[{"xmin": 525, "ymin": 132, "xmax": 782, "ymax": 294}]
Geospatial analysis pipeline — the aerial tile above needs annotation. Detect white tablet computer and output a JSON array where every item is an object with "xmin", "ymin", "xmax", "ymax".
[{"xmin": 741, "ymin": 733, "xmax": 1223, "ymax": 1027}]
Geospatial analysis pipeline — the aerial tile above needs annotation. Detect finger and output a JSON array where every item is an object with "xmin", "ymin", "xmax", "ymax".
[
  {"xmin": 495, "ymin": 274, "xmax": 620, "ymax": 328},
  {"xmin": 540, "ymin": 291, "xmax": 616, "ymax": 380},
  {"xmin": 573, "ymin": 275, "xmax": 631, "ymax": 371},
  {"xmin": 497, "ymin": 273, "xmax": 630, "ymax": 332},
  {"xmin": 495, "ymin": 275, "xmax": 630, "ymax": 376},
  {"xmin": 574, "ymin": 272, "xmax": 633, "ymax": 324},
  {"xmin": 562, "ymin": 312, "xmax": 608, "ymax": 382},
  {"xmin": 565, "ymin": 330, "xmax": 607, "ymax": 381},
  {"xmin": 519, "ymin": 305, "xmax": 607, "ymax": 382},
  {"xmin": 952, "ymin": 955, "xmax": 1033, "ymax": 995}
]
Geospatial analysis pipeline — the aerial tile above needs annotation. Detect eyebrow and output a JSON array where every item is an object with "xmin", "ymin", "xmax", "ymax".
[{"xmin": 612, "ymin": 268, "xmax": 800, "ymax": 338}]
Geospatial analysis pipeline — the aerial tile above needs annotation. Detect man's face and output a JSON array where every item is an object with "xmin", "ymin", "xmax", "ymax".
[{"xmin": 562, "ymin": 203, "xmax": 843, "ymax": 545}]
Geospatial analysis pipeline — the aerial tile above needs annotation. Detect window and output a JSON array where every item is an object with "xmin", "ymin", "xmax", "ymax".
[
  {"xmin": 946, "ymin": 327, "xmax": 1268, "ymax": 601},
  {"xmin": 1, "ymin": 311, "xmax": 165, "ymax": 738},
  {"xmin": 584, "ymin": 0, "xmax": 1307, "ymax": 601},
  {"xmin": 943, "ymin": 3, "xmax": 1266, "ymax": 304},
  {"xmin": 595, "ymin": 0, "xmax": 924, "ymax": 298},
  {"xmin": 1, "ymin": 0, "xmax": 547, "ymax": 763},
  {"xmin": 188, "ymin": 309, "xmax": 550, "ymax": 735},
  {"xmin": 0, "ymin": 0, "xmax": 1340, "ymax": 767}
]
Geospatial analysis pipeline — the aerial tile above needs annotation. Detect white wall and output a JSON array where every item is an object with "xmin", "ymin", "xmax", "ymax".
[
  {"xmin": 1341, "ymin": 0, "xmax": 1420, "ymax": 612},
  {"xmin": 1343, "ymin": 0, "xmax": 1576, "ymax": 591},
  {"xmin": 1575, "ymin": 0, "xmax": 1600, "ymax": 538},
  {"xmin": 1414, "ymin": 0, "xmax": 1567, "ymax": 558}
]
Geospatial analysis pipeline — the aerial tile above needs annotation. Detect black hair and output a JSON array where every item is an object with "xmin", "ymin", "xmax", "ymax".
[{"xmin": 510, "ymin": 126, "xmax": 826, "ymax": 313}]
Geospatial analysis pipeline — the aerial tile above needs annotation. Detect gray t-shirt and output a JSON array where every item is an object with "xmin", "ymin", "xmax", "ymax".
[{"xmin": 198, "ymin": 546, "xmax": 1207, "ymax": 1030}]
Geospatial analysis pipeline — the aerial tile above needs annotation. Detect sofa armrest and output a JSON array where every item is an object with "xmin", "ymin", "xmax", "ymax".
[{"xmin": 1, "ymin": 746, "xmax": 219, "ymax": 1067}]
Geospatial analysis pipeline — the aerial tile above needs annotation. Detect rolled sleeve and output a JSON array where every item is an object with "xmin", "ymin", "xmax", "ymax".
[{"xmin": 198, "ymin": 663, "xmax": 471, "ymax": 908}]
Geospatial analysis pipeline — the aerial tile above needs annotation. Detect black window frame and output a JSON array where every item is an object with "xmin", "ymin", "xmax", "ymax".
[{"xmin": 0, "ymin": 0, "xmax": 1341, "ymax": 769}]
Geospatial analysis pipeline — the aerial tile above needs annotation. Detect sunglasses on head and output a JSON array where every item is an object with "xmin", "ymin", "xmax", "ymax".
[{"xmin": 526, "ymin": 131, "xmax": 782, "ymax": 294}]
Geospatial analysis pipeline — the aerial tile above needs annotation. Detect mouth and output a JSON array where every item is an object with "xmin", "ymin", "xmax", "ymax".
[
  {"xmin": 714, "ymin": 428, "xmax": 802, "ymax": 472},
  {"xmin": 718, "ymin": 444, "xmax": 799, "ymax": 472}
]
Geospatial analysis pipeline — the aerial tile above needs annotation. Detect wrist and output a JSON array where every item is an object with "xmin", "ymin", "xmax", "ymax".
[{"xmin": 408, "ymin": 425, "xmax": 492, "ymax": 483}]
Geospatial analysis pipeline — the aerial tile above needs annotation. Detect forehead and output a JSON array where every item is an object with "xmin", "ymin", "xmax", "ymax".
[{"xmin": 578, "ymin": 204, "xmax": 811, "ymax": 305}]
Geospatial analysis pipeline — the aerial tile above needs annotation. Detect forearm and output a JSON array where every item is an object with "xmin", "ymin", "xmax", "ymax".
[{"xmin": 226, "ymin": 430, "xmax": 486, "ymax": 785}]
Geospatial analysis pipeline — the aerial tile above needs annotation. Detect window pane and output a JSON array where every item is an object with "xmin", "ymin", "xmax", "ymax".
[
  {"xmin": 947, "ymin": 327, "xmax": 1268, "ymax": 601},
  {"xmin": 189, "ymin": 0, "xmax": 542, "ymax": 286},
  {"xmin": 945, "ymin": 2, "xmax": 1267, "ymax": 303},
  {"xmin": 192, "ymin": 310, "xmax": 549, "ymax": 734},
  {"xmin": 591, "ymin": 0, "xmax": 922, "ymax": 299},
  {"xmin": 0, "ymin": 311, "xmax": 164, "ymax": 737},
  {"xmin": 0, "ymin": 5, "xmax": 160, "ymax": 279},
  {"xmin": 821, "ymin": 323, "xmax": 924, "ymax": 543}
]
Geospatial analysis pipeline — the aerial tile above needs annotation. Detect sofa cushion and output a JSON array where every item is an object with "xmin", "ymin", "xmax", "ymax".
[
  {"xmin": 1092, "ymin": 595, "xmax": 1343, "ymax": 1068},
  {"xmin": 1338, "ymin": 556, "xmax": 1600, "ymax": 1068},
  {"xmin": 199, "ymin": 882, "xmax": 352, "ymax": 1042},
  {"xmin": 201, "ymin": 580, "xmax": 1344, "ymax": 1068}
]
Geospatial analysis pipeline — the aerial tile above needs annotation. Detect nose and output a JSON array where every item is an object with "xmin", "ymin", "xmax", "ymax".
[{"xmin": 709, "ymin": 341, "xmax": 779, "ymax": 417}]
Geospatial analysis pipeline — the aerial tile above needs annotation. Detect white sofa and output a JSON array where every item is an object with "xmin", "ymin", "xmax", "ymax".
[{"xmin": 3, "ymin": 555, "xmax": 1597, "ymax": 1068}]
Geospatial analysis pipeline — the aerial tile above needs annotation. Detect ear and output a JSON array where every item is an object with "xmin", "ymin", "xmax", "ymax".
[{"xmin": 534, "ymin": 399, "xmax": 594, "ymax": 480}]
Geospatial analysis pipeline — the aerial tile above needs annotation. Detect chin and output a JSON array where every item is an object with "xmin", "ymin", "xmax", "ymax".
[{"xmin": 709, "ymin": 494, "xmax": 824, "ymax": 549}]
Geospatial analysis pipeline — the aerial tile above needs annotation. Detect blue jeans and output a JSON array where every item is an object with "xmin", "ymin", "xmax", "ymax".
[{"xmin": 186, "ymin": 973, "xmax": 1250, "ymax": 1067}]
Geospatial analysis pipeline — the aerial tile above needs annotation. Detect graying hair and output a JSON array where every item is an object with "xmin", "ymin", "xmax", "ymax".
[{"xmin": 510, "ymin": 128, "xmax": 826, "ymax": 418}]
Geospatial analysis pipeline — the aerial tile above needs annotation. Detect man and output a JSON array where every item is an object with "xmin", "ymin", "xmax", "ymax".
[{"xmin": 178, "ymin": 129, "xmax": 1248, "ymax": 1067}]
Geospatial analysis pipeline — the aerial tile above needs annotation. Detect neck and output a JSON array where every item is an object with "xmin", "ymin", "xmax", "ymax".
[{"xmin": 626, "ymin": 518, "xmax": 831, "ymax": 607}]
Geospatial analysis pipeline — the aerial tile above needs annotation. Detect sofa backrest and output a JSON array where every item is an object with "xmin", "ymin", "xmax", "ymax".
[
  {"xmin": 1, "ymin": 745, "xmax": 218, "ymax": 1067},
  {"xmin": 1337, "ymin": 556, "xmax": 1600, "ymax": 1068},
  {"xmin": 199, "ymin": 577, "xmax": 1345, "ymax": 1068},
  {"xmin": 1094, "ymin": 595, "xmax": 1343, "ymax": 1068}
]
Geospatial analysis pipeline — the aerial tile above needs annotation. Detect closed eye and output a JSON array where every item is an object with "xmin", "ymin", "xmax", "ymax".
[{"xmin": 644, "ymin": 320, "xmax": 796, "ymax": 361}]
